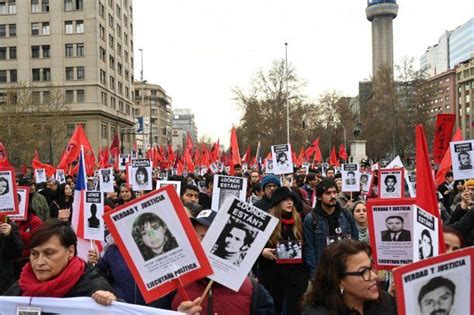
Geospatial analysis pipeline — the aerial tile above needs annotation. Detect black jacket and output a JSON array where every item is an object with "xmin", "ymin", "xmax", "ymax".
[
  {"xmin": 449, "ymin": 207, "xmax": 474, "ymax": 246},
  {"xmin": 0, "ymin": 222, "xmax": 23, "ymax": 294},
  {"xmin": 4, "ymin": 261, "xmax": 114, "ymax": 297}
]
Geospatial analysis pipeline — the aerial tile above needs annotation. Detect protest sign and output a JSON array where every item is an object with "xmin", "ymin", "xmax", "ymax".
[
  {"xmin": 211, "ymin": 175, "xmax": 247, "ymax": 211},
  {"xmin": 276, "ymin": 240, "xmax": 303, "ymax": 264},
  {"xmin": 83, "ymin": 191, "xmax": 104, "ymax": 241},
  {"xmin": 341, "ymin": 163, "xmax": 360, "ymax": 192},
  {"xmin": 271, "ymin": 144, "xmax": 293, "ymax": 175},
  {"xmin": 131, "ymin": 159, "xmax": 153, "ymax": 191},
  {"xmin": 99, "ymin": 168, "xmax": 114, "ymax": 193},
  {"xmin": 0, "ymin": 296, "xmax": 179, "ymax": 315},
  {"xmin": 407, "ymin": 172, "xmax": 416, "ymax": 197},
  {"xmin": 118, "ymin": 154, "xmax": 130, "ymax": 171},
  {"xmin": 359, "ymin": 171, "xmax": 373, "ymax": 195},
  {"xmin": 55, "ymin": 169, "xmax": 66, "ymax": 184},
  {"xmin": 156, "ymin": 180, "xmax": 181, "ymax": 196},
  {"xmin": 367, "ymin": 198, "xmax": 415, "ymax": 270},
  {"xmin": 0, "ymin": 167, "xmax": 19, "ymax": 215},
  {"xmin": 413, "ymin": 206, "xmax": 439, "ymax": 261},
  {"xmin": 393, "ymin": 247, "xmax": 474, "ymax": 315},
  {"xmin": 34, "ymin": 168, "xmax": 47, "ymax": 184},
  {"xmin": 385, "ymin": 155, "xmax": 413, "ymax": 194},
  {"xmin": 265, "ymin": 159, "xmax": 274, "ymax": 174},
  {"xmin": 8, "ymin": 186, "xmax": 29, "ymax": 221},
  {"xmin": 450, "ymin": 140, "xmax": 474, "ymax": 180},
  {"xmin": 103, "ymin": 186, "xmax": 212, "ymax": 303},
  {"xmin": 378, "ymin": 168, "xmax": 404, "ymax": 198},
  {"xmin": 201, "ymin": 197, "xmax": 278, "ymax": 291}
]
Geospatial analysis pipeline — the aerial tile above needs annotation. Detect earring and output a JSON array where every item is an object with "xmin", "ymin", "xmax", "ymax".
[
  {"xmin": 339, "ymin": 286, "xmax": 344, "ymax": 295},
  {"xmin": 68, "ymin": 256, "xmax": 72, "ymax": 261}
]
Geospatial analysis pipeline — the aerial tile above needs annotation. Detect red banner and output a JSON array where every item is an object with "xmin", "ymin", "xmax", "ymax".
[{"xmin": 433, "ymin": 114, "xmax": 456, "ymax": 164}]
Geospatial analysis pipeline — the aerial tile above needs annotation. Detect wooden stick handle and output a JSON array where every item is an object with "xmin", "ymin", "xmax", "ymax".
[{"xmin": 197, "ymin": 280, "xmax": 214, "ymax": 306}]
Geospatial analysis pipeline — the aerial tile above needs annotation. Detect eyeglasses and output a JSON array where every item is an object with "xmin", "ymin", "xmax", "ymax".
[{"xmin": 340, "ymin": 266, "xmax": 375, "ymax": 282}]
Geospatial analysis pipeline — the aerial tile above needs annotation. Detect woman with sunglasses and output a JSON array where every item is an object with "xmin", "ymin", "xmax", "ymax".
[{"xmin": 301, "ymin": 239, "xmax": 396, "ymax": 315}]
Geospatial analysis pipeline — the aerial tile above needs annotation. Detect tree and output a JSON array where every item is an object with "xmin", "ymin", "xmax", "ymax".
[
  {"xmin": 234, "ymin": 60, "xmax": 312, "ymax": 156},
  {"xmin": 0, "ymin": 84, "xmax": 71, "ymax": 166}
]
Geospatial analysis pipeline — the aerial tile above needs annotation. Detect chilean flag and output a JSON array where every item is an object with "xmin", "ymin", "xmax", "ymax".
[{"xmin": 71, "ymin": 146, "xmax": 87, "ymax": 240}]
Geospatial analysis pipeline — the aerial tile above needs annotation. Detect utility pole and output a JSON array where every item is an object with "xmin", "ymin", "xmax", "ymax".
[{"xmin": 285, "ymin": 42, "xmax": 290, "ymax": 144}]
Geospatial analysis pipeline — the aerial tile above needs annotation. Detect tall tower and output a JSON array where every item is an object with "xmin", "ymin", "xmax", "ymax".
[{"xmin": 366, "ymin": 0, "xmax": 398, "ymax": 77}]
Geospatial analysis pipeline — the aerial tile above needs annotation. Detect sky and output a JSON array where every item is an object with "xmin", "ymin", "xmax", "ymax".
[{"xmin": 133, "ymin": 0, "xmax": 473, "ymax": 146}]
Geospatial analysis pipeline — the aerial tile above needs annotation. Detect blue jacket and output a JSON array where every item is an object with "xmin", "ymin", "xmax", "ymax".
[{"xmin": 303, "ymin": 202, "xmax": 358, "ymax": 278}]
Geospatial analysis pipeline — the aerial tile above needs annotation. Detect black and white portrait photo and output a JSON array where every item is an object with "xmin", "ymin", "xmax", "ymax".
[
  {"xmin": 417, "ymin": 276, "xmax": 456, "ymax": 315},
  {"xmin": 135, "ymin": 166, "xmax": 149, "ymax": 185},
  {"xmin": 88, "ymin": 204, "xmax": 100, "ymax": 229},
  {"xmin": 345, "ymin": 171, "xmax": 356, "ymax": 185},
  {"xmin": 101, "ymin": 169, "xmax": 111, "ymax": 183},
  {"xmin": 384, "ymin": 175, "xmax": 397, "ymax": 193},
  {"xmin": 211, "ymin": 217, "xmax": 257, "ymax": 267},
  {"xmin": 0, "ymin": 176, "xmax": 9, "ymax": 196},
  {"xmin": 457, "ymin": 151, "xmax": 472, "ymax": 170},
  {"xmin": 450, "ymin": 140, "xmax": 474, "ymax": 180},
  {"xmin": 131, "ymin": 159, "xmax": 152, "ymax": 191},
  {"xmin": 55, "ymin": 170, "xmax": 66, "ymax": 184},
  {"xmin": 35, "ymin": 168, "xmax": 46, "ymax": 184},
  {"xmin": 276, "ymin": 240, "xmax": 302, "ymax": 262},
  {"xmin": 271, "ymin": 144, "xmax": 293, "ymax": 175},
  {"xmin": 381, "ymin": 215, "xmax": 411, "ymax": 242},
  {"xmin": 418, "ymin": 229, "xmax": 433, "ymax": 259},
  {"xmin": 379, "ymin": 169, "xmax": 403, "ymax": 198},
  {"xmin": 132, "ymin": 212, "xmax": 179, "ymax": 261}
]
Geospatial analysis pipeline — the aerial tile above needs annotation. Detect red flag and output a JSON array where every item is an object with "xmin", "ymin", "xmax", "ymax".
[
  {"xmin": 291, "ymin": 147, "xmax": 300, "ymax": 167},
  {"xmin": 184, "ymin": 146, "xmax": 195, "ymax": 172},
  {"xmin": 329, "ymin": 146, "xmax": 339, "ymax": 166},
  {"xmin": 433, "ymin": 114, "xmax": 456, "ymax": 164},
  {"xmin": 201, "ymin": 144, "xmax": 211, "ymax": 168},
  {"xmin": 167, "ymin": 144, "xmax": 175, "ymax": 164},
  {"xmin": 305, "ymin": 137, "xmax": 320, "ymax": 159},
  {"xmin": 109, "ymin": 132, "xmax": 120, "ymax": 157},
  {"xmin": 211, "ymin": 140, "xmax": 220, "ymax": 162},
  {"xmin": 0, "ymin": 142, "xmax": 11, "ymax": 168},
  {"xmin": 313, "ymin": 144, "xmax": 322, "ymax": 163},
  {"xmin": 415, "ymin": 124, "xmax": 446, "ymax": 253},
  {"xmin": 57, "ymin": 125, "xmax": 96, "ymax": 176},
  {"xmin": 230, "ymin": 127, "xmax": 241, "ymax": 165},
  {"xmin": 338, "ymin": 143, "xmax": 348, "ymax": 161},
  {"xmin": 193, "ymin": 148, "xmax": 202, "ymax": 167},
  {"xmin": 435, "ymin": 129, "xmax": 463, "ymax": 186},
  {"xmin": 242, "ymin": 146, "xmax": 252, "ymax": 165},
  {"xmin": 32, "ymin": 149, "xmax": 56, "ymax": 177},
  {"xmin": 186, "ymin": 132, "xmax": 194, "ymax": 155},
  {"xmin": 298, "ymin": 147, "xmax": 305, "ymax": 164}
]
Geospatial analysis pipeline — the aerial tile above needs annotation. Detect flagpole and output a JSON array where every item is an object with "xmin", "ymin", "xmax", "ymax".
[{"xmin": 285, "ymin": 42, "xmax": 290, "ymax": 144}]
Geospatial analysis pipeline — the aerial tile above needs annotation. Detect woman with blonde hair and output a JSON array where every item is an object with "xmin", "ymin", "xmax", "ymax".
[{"xmin": 258, "ymin": 186, "xmax": 308, "ymax": 315}]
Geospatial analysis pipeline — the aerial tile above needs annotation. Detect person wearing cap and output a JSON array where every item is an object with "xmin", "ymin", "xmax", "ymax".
[
  {"xmin": 253, "ymin": 174, "xmax": 281, "ymax": 212},
  {"xmin": 172, "ymin": 210, "xmax": 274, "ymax": 314},
  {"xmin": 258, "ymin": 187, "xmax": 308, "ymax": 315},
  {"xmin": 448, "ymin": 179, "xmax": 474, "ymax": 246}
]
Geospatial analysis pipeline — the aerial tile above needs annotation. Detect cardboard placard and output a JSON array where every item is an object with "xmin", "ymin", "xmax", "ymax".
[
  {"xmin": 103, "ymin": 187, "xmax": 212, "ymax": 303},
  {"xmin": 450, "ymin": 140, "xmax": 474, "ymax": 180},
  {"xmin": 55, "ymin": 169, "xmax": 66, "ymax": 184},
  {"xmin": 271, "ymin": 144, "xmax": 293, "ymax": 175},
  {"xmin": 393, "ymin": 247, "xmax": 474, "ymax": 315},
  {"xmin": 118, "ymin": 154, "xmax": 130, "ymax": 171},
  {"xmin": 0, "ymin": 167, "xmax": 19, "ymax": 215},
  {"xmin": 130, "ymin": 159, "xmax": 153, "ymax": 191},
  {"xmin": 156, "ymin": 180, "xmax": 181, "ymax": 196},
  {"xmin": 360, "ymin": 170, "xmax": 374, "ymax": 195},
  {"xmin": 83, "ymin": 191, "xmax": 104, "ymax": 241},
  {"xmin": 99, "ymin": 168, "xmax": 114, "ymax": 193},
  {"xmin": 211, "ymin": 175, "xmax": 247, "ymax": 211},
  {"xmin": 8, "ymin": 186, "xmax": 30, "ymax": 221},
  {"xmin": 201, "ymin": 197, "xmax": 278, "ymax": 291},
  {"xmin": 341, "ymin": 163, "xmax": 360, "ymax": 192},
  {"xmin": 378, "ymin": 168, "xmax": 404, "ymax": 199},
  {"xmin": 34, "ymin": 168, "xmax": 47, "ymax": 184}
]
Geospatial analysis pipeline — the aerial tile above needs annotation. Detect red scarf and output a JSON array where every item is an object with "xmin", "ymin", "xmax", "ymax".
[
  {"xmin": 19, "ymin": 256, "xmax": 85, "ymax": 297},
  {"xmin": 281, "ymin": 211, "xmax": 295, "ymax": 225}
]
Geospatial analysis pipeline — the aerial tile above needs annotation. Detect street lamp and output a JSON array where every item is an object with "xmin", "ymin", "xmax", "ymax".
[{"xmin": 285, "ymin": 42, "xmax": 290, "ymax": 144}]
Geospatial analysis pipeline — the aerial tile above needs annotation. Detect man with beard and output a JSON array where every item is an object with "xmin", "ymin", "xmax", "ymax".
[
  {"xmin": 418, "ymin": 276, "xmax": 455, "ymax": 315},
  {"xmin": 303, "ymin": 178, "xmax": 358, "ymax": 278}
]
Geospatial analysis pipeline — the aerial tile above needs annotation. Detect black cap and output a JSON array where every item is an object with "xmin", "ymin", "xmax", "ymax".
[
  {"xmin": 270, "ymin": 186, "xmax": 295, "ymax": 208},
  {"xmin": 190, "ymin": 209, "xmax": 216, "ymax": 228}
]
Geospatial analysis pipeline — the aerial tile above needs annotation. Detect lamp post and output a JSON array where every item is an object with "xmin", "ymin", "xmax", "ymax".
[
  {"xmin": 336, "ymin": 120, "xmax": 347, "ymax": 151},
  {"xmin": 285, "ymin": 42, "xmax": 290, "ymax": 144}
]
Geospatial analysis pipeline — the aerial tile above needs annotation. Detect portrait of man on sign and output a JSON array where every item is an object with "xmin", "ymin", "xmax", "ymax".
[{"xmin": 381, "ymin": 215, "xmax": 411, "ymax": 242}]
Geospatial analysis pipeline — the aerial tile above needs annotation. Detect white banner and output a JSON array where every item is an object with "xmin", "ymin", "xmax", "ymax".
[
  {"xmin": 0, "ymin": 297, "xmax": 179, "ymax": 314},
  {"xmin": 271, "ymin": 144, "xmax": 293, "ymax": 175},
  {"xmin": 211, "ymin": 175, "xmax": 247, "ymax": 211},
  {"xmin": 130, "ymin": 159, "xmax": 153, "ymax": 191}
]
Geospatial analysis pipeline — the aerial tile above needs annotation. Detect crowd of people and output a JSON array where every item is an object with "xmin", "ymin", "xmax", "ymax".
[{"xmin": 0, "ymin": 161, "xmax": 471, "ymax": 315}]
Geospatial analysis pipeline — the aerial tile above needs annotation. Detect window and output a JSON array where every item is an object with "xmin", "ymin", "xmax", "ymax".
[
  {"xmin": 76, "ymin": 20, "xmax": 84, "ymax": 33},
  {"xmin": 77, "ymin": 89, "xmax": 84, "ymax": 102},
  {"xmin": 9, "ymin": 46, "xmax": 15, "ymax": 59},
  {"xmin": 0, "ymin": 25, "xmax": 5, "ymax": 37},
  {"xmin": 119, "ymin": 100, "xmax": 123, "ymax": 112},
  {"xmin": 64, "ymin": 0, "xmax": 82, "ymax": 11},
  {"xmin": 65, "ymin": 67, "xmax": 74, "ymax": 80},
  {"xmin": 109, "ymin": 55, "xmax": 114, "ymax": 69},
  {"xmin": 100, "ymin": 69, "xmax": 106, "ymax": 84},
  {"xmin": 124, "ymin": 69, "xmax": 129, "ymax": 81},
  {"xmin": 8, "ymin": 0, "xmax": 16, "ymax": 14},
  {"xmin": 116, "ymin": 24, "xmax": 121, "ymax": 38},
  {"xmin": 124, "ymin": 33, "xmax": 128, "ymax": 46},
  {"xmin": 32, "ymin": 91, "xmax": 41, "ymax": 104},
  {"xmin": 32, "ymin": 69, "xmax": 40, "ymax": 81},
  {"xmin": 31, "ymin": 0, "xmax": 39, "ymax": 12},
  {"xmin": 42, "ymin": 22, "xmax": 50, "ymax": 35},
  {"xmin": 125, "ymin": 87, "xmax": 129, "ymax": 99},
  {"xmin": 116, "ymin": 4, "xmax": 121, "ymax": 16},
  {"xmin": 31, "ymin": 22, "xmax": 40, "ymax": 35},
  {"xmin": 42, "ymin": 45, "xmax": 50, "ymax": 57},
  {"xmin": 40, "ymin": 68, "xmax": 48, "ymax": 81},
  {"xmin": 43, "ymin": 91, "xmax": 50, "ymax": 103},
  {"xmin": 117, "ymin": 63, "xmax": 122, "ymax": 75},
  {"xmin": 117, "ymin": 81, "xmax": 122, "ymax": 94},
  {"xmin": 65, "ymin": 90, "xmax": 74, "ymax": 103},
  {"xmin": 99, "ymin": 46, "xmax": 106, "ymax": 61},
  {"xmin": 77, "ymin": 66, "xmax": 84, "ymax": 80},
  {"xmin": 111, "ymin": 97, "xmax": 116, "ymax": 109},
  {"xmin": 117, "ymin": 43, "xmax": 122, "ymax": 56},
  {"xmin": 9, "ymin": 24, "xmax": 15, "ymax": 36},
  {"xmin": 65, "ymin": 21, "xmax": 73, "ymax": 34},
  {"xmin": 101, "ymin": 91, "xmax": 107, "ymax": 105},
  {"xmin": 101, "ymin": 124, "xmax": 108, "ymax": 139},
  {"xmin": 66, "ymin": 124, "xmax": 75, "ymax": 136},
  {"xmin": 109, "ymin": 34, "xmax": 114, "ymax": 49},
  {"xmin": 9, "ymin": 69, "xmax": 16, "ymax": 82},
  {"xmin": 0, "ymin": 70, "xmax": 6, "ymax": 83},
  {"xmin": 109, "ymin": 76, "xmax": 115, "ymax": 89},
  {"xmin": 65, "ymin": 44, "xmax": 73, "ymax": 57},
  {"xmin": 32, "ymin": 46, "xmax": 40, "ymax": 58},
  {"xmin": 0, "ymin": 47, "xmax": 6, "ymax": 60},
  {"xmin": 99, "ymin": 3, "xmax": 104, "ymax": 17},
  {"xmin": 99, "ymin": 24, "xmax": 105, "ymax": 40},
  {"xmin": 42, "ymin": 0, "xmax": 49, "ymax": 12},
  {"xmin": 124, "ymin": 50, "xmax": 128, "ymax": 63},
  {"xmin": 126, "ymin": 104, "xmax": 130, "ymax": 115},
  {"xmin": 76, "ymin": 43, "xmax": 84, "ymax": 57},
  {"xmin": 108, "ymin": 14, "xmax": 114, "ymax": 28},
  {"xmin": 124, "ymin": 15, "xmax": 128, "ymax": 28}
]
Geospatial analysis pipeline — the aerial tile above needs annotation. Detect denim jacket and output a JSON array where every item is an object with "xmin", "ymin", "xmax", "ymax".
[{"xmin": 303, "ymin": 203, "xmax": 358, "ymax": 278}]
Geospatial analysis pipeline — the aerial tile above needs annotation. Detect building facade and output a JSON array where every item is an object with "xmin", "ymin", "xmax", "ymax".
[
  {"xmin": 0, "ymin": 0, "xmax": 136, "ymax": 160},
  {"xmin": 422, "ymin": 69, "xmax": 457, "ymax": 121},
  {"xmin": 133, "ymin": 81, "xmax": 172, "ymax": 148},
  {"xmin": 456, "ymin": 58, "xmax": 474, "ymax": 139},
  {"xmin": 172, "ymin": 108, "xmax": 198, "ymax": 148}
]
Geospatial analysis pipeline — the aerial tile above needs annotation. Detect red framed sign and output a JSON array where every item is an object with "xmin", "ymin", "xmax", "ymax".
[
  {"xmin": 378, "ymin": 168, "xmax": 404, "ymax": 199},
  {"xmin": 393, "ymin": 247, "xmax": 474, "ymax": 315},
  {"xmin": 0, "ymin": 167, "xmax": 19, "ymax": 216},
  {"xmin": 8, "ymin": 186, "xmax": 30, "ymax": 221},
  {"xmin": 103, "ymin": 185, "xmax": 213, "ymax": 303},
  {"xmin": 360, "ymin": 170, "xmax": 374, "ymax": 197},
  {"xmin": 367, "ymin": 198, "xmax": 415, "ymax": 270}
]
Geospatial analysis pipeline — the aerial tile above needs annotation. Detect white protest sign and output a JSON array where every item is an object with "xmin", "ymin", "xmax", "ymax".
[
  {"xmin": 8, "ymin": 186, "xmax": 29, "ymax": 221},
  {"xmin": 55, "ymin": 169, "xmax": 66, "ymax": 184},
  {"xmin": 271, "ymin": 144, "xmax": 293, "ymax": 175},
  {"xmin": 413, "ymin": 206, "xmax": 439, "ymax": 261},
  {"xmin": 118, "ymin": 154, "xmax": 130, "ymax": 171},
  {"xmin": 211, "ymin": 175, "xmax": 247, "ymax": 211},
  {"xmin": 407, "ymin": 172, "xmax": 416, "ymax": 197},
  {"xmin": 0, "ymin": 296, "xmax": 179, "ymax": 314},
  {"xmin": 0, "ymin": 168, "xmax": 19, "ymax": 215},
  {"xmin": 99, "ymin": 168, "xmax": 114, "ymax": 193},
  {"xmin": 379, "ymin": 168, "xmax": 404, "ymax": 199},
  {"xmin": 341, "ymin": 163, "xmax": 360, "ymax": 192},
  {"xmin": 131, "ymin": 159, "xmax": 153, "ymax": 191},
  {"xmin": 156, "ymin": 180, "xmax": 181, "ymax": 196},
  {"xmin": 385, "ymin": 155, "xmax": 413, "ymax": 195},
  {"xmin": 35, "ymin": 168, "xmax": 47, "ymax": 184},
  {"xmin": 201, "ymin": 197, "xmax": 278, "ymax": 291},
  {"xmin": 360, "ymin": 171, "xmax": 373, "ymax": 195},
  {"xmin": 450, "ymin": 140, "xmax": 474, "ymax": 180},
  {"xmin": 83, "ymin": 191, "xmax": 104, "ymax": 241}
]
